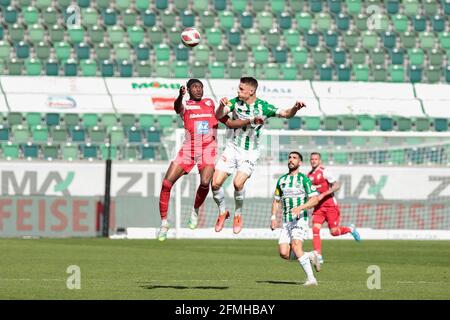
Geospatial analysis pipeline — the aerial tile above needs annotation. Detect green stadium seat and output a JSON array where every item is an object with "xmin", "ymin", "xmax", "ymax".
[
  {"xmin": 2, "ymin": 142, "xmax": 19, "ymax": 160},
  {"xmin": 55, "ymin": 42, "xmax": 72, "ymax": 62},
  {"xmin": 305, "ymin": 30, "xmax": 319, "ymax": 47},
  {"xmin": 228, "ymin": 28, "xmax": 241, "ymax": 46},
  {"xmin": 379, "ymin": 116, "xmax": 393, "ymax": 131},
  {"xmin": 358, "ymin": 115, "xmax": 376, "ymax": 131},
  {"xmin": 206, "ymin": 28, "xmax": 222, "ymax": 47},
  {"xmin": 192, "ymin": 0, "xmax": 208, "ymax": 13},
  {"xmin": 100, "ymin": 114, "xmax": 118, "ymax": 128},
  {"xmin": 324, "ymin": 30, "xmax": 338, "ymax": 48},
  {"xmin": 351, "ymin": 47, "xmax": 366, "ymax": 65},
  {"xmin": 102, "ymin": 9, "xmax": 117, "ymax": 26},
  {"xmin": 434, "ymin": 119, "xmax": 448, "ymax": 132},
  {"xmin": 412, "ymin": 15, "xmax": 426, "ymax": 32},
  {"xmin": 419, "ymin": 32, "xmax": 436, "ymax": 50},
  {"xmin": 174, "ymin": 61, "xmax": 189, "ymax": 78},
  {"xmin": 9, "ymin": 23, "xmax": 25, "ymax": 43},
  {"xmin": 140, "ymin": 144, "xmax": 156, "ymax": 160},
  {"xmin": 386, "ymin": 0, "xmax": 399, "ymax": 14},
  {"xmin": 62, "ymin": 143, "xmax": 79, "ymax": 161},
  {"xmin": 32, "ymin": 125, "xmax": 48, "ymax": 143},
  {"xmin": 63, "ymin": 113, "xmax": 79, "ymax": 127},
  {"xmin": 81, "ymin": 114, "xmax": 98, "ymax": 128},
  {"xmin": 174, "ymin": 44, "xmax": 189, "ymax": 61},
  {"xmin": 309, "ymin": 0, "xmax": 322, "ymax": 13},
  {"xmin": 253, "ymin": 46, "xmax": 269, "ymax": 64},
  {"xmin": 136, "ymin": 43, "xmax": 150, "ymax": 61},
  {"xmin": 209, "ymin": 62, "xmax": 226, "ymax": 78},
  {"xmin": 76, "ymin": 42, "xmax": 90, "ymax": 60},
  {"xmin": 70, "ymin": 126, "xmax": 86, "ymax": 142},
  {"xmin": 299, "ymin": 63, "xmax": 315, "ymax": 80},
  {"xmin": 312, "ymin": 46, "xmax": 328, "ymax": 65},
  {"xmin": 26, "ymin": 113, "xmax": 41, "ymax": 127},
  {"xmin": 120, "ymin": 114, "xmax": 136, "ymax": 129},
  {"xmin": 156, "ymin": 115, "xmax": 175, "ymax": 128},
  {"xmin": 127, "ymin": 127, "xmax": 143, "ymax": 143},
  {"xmin": 4, "ymin": 6, "xmax": 18, "ymax": 24},
  {"xmin": 192, "ymin": 62, "xmax": 207, "ymax": 78},
  {"xmin": 316, "ymin": 12, "xmax": 332, "ymax": 32},
  {"xmin": 227, "ymin": 62, "xmax": 242, "ymax": 79},
  {"xmin": 22, "ymin": 143, "xmax": 38, "ymax": 159},
  {"xmin": 257, "ymin": 11, "xmax": 274, "ymax": 32},
  {"xmin": 8, "ymin": 58, "xmax": 24, "ymax": 75},
  {"xmin": 324, "ymin": 116, "xmax": 339, "ymax": 130},
  {"xmin": 109, "ymin": 126, "xmax": 125, "ymax": 145},
  {"xmin": 100, "ymin": 144, "xmax": 117, "ymax": 160},
  {"xmin": 404, "ymin": 0, "xmax": 419, "ymax": 16},
  {"xmin": 29, "ymin": 24, "xmax": 45, "ymax": 43},
  {"xmin": 42, "ymin": 145, "xmax": 58, "ymax": 160},
  {"xmin": 273, "ymin": 46, "xmax": 288, "ymax": 63},
  {"xmin": 181, "ymin": 10, "xmax": 195, "ymax": 28},
  {"xmin": 336, "ymin": 13, "xmax": 350, "ymax": 31},
  {"xmin": 263, "ymin": 63, "xmax": 280, "ymax": 80},
  {"xmin": 193, "ymin": 45, "xmax": 210, "ymax": 64},
  {"xmin": 341, "ymin": 115, "xmax": 358, "ymax": 130},
  {"xmin": 396, "ymin": 117, "xmax": 412, "ymax": 131},
  {"xmin": 136, "ymin": 61, "xmax": 151, "ymax": 77},
  {"xmin": 96, "ymin": 43, "xmax": 111, "ymax": 61},
  {"xmin": 337, "ymin": 64, "xmax": 351, "ymax": 81},
  {"xmin": 432, "ymin": 15, "xmax": 445, "ymax": 33},
  {"xmin": 200, "ymin": 11, "xmax": 215, "ymax": 28},
  {"xmin": 400, "ymin": 31, "xmax": 416, "ymax": 49},
  {"xmin": 108, "ymin": 26, "xmax": 125, "ymax": 44},
  {"xmin": 391, "ymin": 48, "xmax": 404, "ymax": 65},
  {"xmin": 128, "ymin": 26, "xmax": 144, "ymax": 45},
  {"xmin": 408, "ymin": 48, "xmax": 424, "ymax": 66},
  {"xmin": 362, "ymin": 30, "xmax": 378, "ymax": 49},
  {"xmin": 139, "ymin": 114, "xmax": 155, "ymax": 128},
  {"xmin": 64, "ymin": 59, "xmax": 78, "ymax": 76},
  {"xmin": 23, "ymin": 6, "xmax": 39, "ymax": 25},
  {"xmin": 155, "ymin": 0, "xmax": 168, "ymax": 10},
  {"xmin": 425, "ymin": 66, "xmax": 441, "ymax": 83},
  {"xmin": 25, "ymin": 58, "xmax": 42, "ymax": 76},
  {"xmin": 42, "ymin": 7, "xmax": 57, "ymax": 25},
  {"xmin": 390, "ymin": 65, "xmax": 405, "ymax": 82},
  {"xmin": 12, "ymin": 125, "xmax": 29, "ymax": 143},
  {"xmin": 146, "ymin": 128, "xmax": 161, "ymax": 144},
  {"xmin": 167, "ymin": 26, "xmax": 182, "ymax": 45},
  {"xmin": 319, "ymin": 64, "xmax": 333, "ymax": 80},
  {"xmin": 49, "ymin": 24, "xmax": 65, "ymax": 42},
  {"xmin": 355, "ymin": 13, "xmax": 368, "ymax": 32},
  {"xmin": 155, "ymin": 61, "xmax": 170, "ymax": 77},
  {"xmin": 161, "ymin": 9, "xmax": 176, "ymax": 28},
  {"xmin": 288, "ymin": 117, "xmax": 301, "ymax": 130},
  {"xmin": 346, "ymin": 0, "xmax": 361, "ymax": 16},
  {"xmin": 68, "ymin": 26, "xmax": 85, "ymax": 44},
  {"xmin": 382, "ymin": 32, "xmax": 396, "ymax": 49},
  {"xmin": 122, "ymin": 9, "xmax": 137, "ymax": 27},
  {"xmin": 266, "ymin": 28, "xmax": 281, "ymax": 47},
  {"xmin": 333, "ymin": 47, "xmax": 346, "ymax": 64},
  {"xmin": 428, "ymin": 48, "xmax": 443, "ymax": 67},
  {"xmin": 80, "ymin": 59, "xmax": 97, "ymax": 76},
  {"xmin": 304, "ymin": 116, "xmax": 321, "ymax": 130},
  {"xmin": 45, "ymin": 59, "xmax": 59, "ymax": 76},
  {"xmin": 142, "ymin": 10, "xmax": 156, "ymax": 27},
  {"xmin": 88, "ymin": 26, "xmax": 105, "ymax": 44},
  {"xmin": 343, "ymin": 30, "xmax": 359, "ymax": 48},
  {"xmin": 245, "ymin": 28, "xmax": 262, "ymax": 47},
  {"xmin": 115, "ymin": 43, "xmax": 131, "ymax": 61},
  {"xmin": 155, "ymin": 43, "xmax": 170, "ymax": 61},
  {"xmin": 290, "ymin": 45, "xmax": 308, "ymax": 64},
  {"xmin": 214, "ymin": 45, "xmax": 229, "ymax": 63},
  {"xmin": 45, "ymin": 113, "xmax": 60, "ymax": 127},
  {"xmin": 351, "ymin": 136, "xmax": 366, "ymax": 147},
  {"xmin": 278, "ymin": 12, "xmax": 292, "ymax": 30},
  {"xmin": 446, "ymin": 66, "xmax": 450, "ymax": 83},
  {"xmin": 408, "ymin": 65, "xmax": 422, "ymax": 83},
  {"xmin": 15, "ymin": 41, "xmax": 30, "ymax": 59},
  {"xmin": 219, "ymin": 11, "xmax": 235, "ymax": 30},
  {"xmin": 296, "ymin": 12, "xmax": 312, "ymax": 31}
]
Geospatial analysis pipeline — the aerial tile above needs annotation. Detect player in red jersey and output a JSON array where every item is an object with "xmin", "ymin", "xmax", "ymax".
[
  {"xmin": 307, "ymin": 152, "xmax": 361, "ymax": 263},
  {"xmin": 157, "ymin": 79, "xmax": 263, "ymax": 241}
]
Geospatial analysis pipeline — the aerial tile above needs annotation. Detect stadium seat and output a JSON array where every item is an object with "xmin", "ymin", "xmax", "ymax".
[
  {"xmin": 319, "ymin": 64, "xmax": 333, "ymax": 81},
  {"xmin": 140, "ymin": 144, "xmax": 156, "ymax": 160},
  {"xmin": 228, "ymin": 62, "xmax": 242, "ymax": 78},
  {"xmin": 278, "ymin": 12, "xmax": 292, "ymax": 30},
  {"xmin": 174, "ymin": 61, "xmax": 189, "ymax": 78},
  {"xmin": 412, "ymin": 15, "xmax": 426, "ymax": 32},
  {"xmin": 324, "ymin": 116, "xmax": 339, "ymax": 130},
  {"xmin": 336, "ymin": 13, "xmax": 350, "ymax": 31},
  {"xmin": 341, "ymin": 115, "xmax": 358, "ymax": 130},
  {"xmin": 337, "ymin": 64, "xmax": 351, "ymax": 81},
  {"xmin": 425, "ymin": 66, "xmax": 441, "ymax": 83},
  {"xmin": 181, "ymin": 10, "xmax": 195, "ymax": 28},
  {"xmin": 379, "ymin": 116, "xmax": 393, "ymax": 131},
  {"xmin": 62, "ymin": 143, "xmax": 79, "ymax": 161},
  {"xmin": 209, "ymin": 62, "xmax": 226, "ymax": 78},
  {"xmin": 42, "ymin": 145, "xmax": 59, "ymax": 160},
  {"xmin": 358, "ymin": 115, "xmax": 376, "ymax": 131},
  {"xmin": 434, "ymin": 118, "xmax": 448, "ymax": 132},
  {"xmin": 304, "ymin": 117, "xmax": 321, "ymax": 130},
  {"xmin": 408, "ymin": 65, "xmax": 422, "ymax": 83},
  {"xmin": 296, "ymin": 12, "xmax": 312, "ymax": 31}
]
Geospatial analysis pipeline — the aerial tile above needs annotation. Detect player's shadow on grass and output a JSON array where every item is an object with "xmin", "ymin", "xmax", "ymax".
[
  {"xmin": 256, "ymin": 280, "xmax": 301, "ymax": 286},
  {"xmin": 140, "ymin": 284, "xmax": 229, "ymax": 290}
]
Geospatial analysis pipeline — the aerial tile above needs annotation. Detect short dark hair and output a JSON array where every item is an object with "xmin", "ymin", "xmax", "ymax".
[
  {"xmin": 310, "ymin": 152, "xmax": 321, "ymax": 159},
  {"xmin": 186, "ymin": 78, "xmax": 203, "ymax": 89},
  {"xmin": 289, "ymin": 151, "xmax": 303, "ymax": 161},
  {"xmin": 240, "ymin": 77, "xmax": 258, "ymax": 89}
]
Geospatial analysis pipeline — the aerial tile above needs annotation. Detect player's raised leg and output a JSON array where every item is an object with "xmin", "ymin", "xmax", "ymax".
[
  {"xmin": 158, "ymin": 161, "xmax": 186, "ymax": 241},
  {"xmin": 328, "ymin": 207, "xmax": 361, "ymax": 242},
  {"xmin": 188, "ymin": 165, "xmax": 214, "ymax": 229},
  {"xmin": 212, "ymin": 169, "xmax": 230, "ymax": 232},
  {"xmin": 232, "ymin": 171, "xmax": 250, "ymax": 234}
]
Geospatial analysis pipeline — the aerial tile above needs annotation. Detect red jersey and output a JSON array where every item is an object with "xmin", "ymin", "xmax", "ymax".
[
  {"xmin": 180, "ymin": 98, "xmax": 218, "ymax": 145},
  {"xmin": 308, "ymin": 166, "xmax": 338, "ymax": 208}
]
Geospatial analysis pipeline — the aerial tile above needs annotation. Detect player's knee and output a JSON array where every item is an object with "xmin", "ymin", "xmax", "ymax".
[
  {"xmin": 161, "ymin": 179, "xmax": 173, "ymax": 191},
  {"xmin": 330, "ymin": 228, "xmax": 340, "ymax": 236},
  {"xmin": 211, "ymin": 181, "xmax": 221, "ymax": 191},
  {"xmin": 312, "ymin": 226, "xmax": 320, "ymax": 235},
  {"xmin": 279, "ymin": 252, "xmax": 289, "ymax": 260},
  {"xmin": 233, "ymin": 181, "xmax": 244, "ymax": 191},
  {"xmin": 200, "ymin": 179, "xmax": 210, "ymax": 188}
]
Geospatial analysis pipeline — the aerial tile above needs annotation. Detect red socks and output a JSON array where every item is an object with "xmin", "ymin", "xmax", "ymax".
[
  {"xmin": 313, "ymin": 226, "xmax": 321, "ymax": 254},
  {"xmin": 194, "ymin": 184, "xmax": 210, "ymax": 210},
  {"xmin": 330, "ymin": 226, "xmax": 351, "ymax": 236},
  {"xmin": 159, "ymin": 179, "xmax": 173, "ymax": 220}
]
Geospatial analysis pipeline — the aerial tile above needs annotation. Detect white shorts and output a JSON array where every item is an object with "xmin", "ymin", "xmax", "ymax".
[
  {"xmin": 278, "ymin": 218, "xmax": 309, "ymax": 245},
  {"xmin": 215, "ymin": 143, "xmax": 260, "ymax": 177}
]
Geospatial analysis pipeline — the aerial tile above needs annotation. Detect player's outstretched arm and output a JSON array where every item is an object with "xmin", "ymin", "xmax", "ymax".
[
  {"xmin": 221, "ymin": 116, "xmax": 264, "ymax": 129},
  {"xmin": 278, "ymin": 101, "xmax": 307, "ymax": 119},
  {"xmin": 174, "ymin": 85, "xmax": 186, "ymax": 114},
  {"xmin": 215, "ymin": 97, "xmax": 231, "ymax": 119},
  {"xmin": 270, "ymin": 199, "xmax": 280, "ymax": 230},
  {"xmin": 318, "ymin": 181, "xmax": 341, "ymax": 201}
]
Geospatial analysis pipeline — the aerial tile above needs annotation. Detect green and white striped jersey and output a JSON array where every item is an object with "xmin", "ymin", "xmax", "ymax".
[
  {"xmin": 274, "ymin": 172, "xmax": 319, "ymax": 223},
  {"xmin": 227, "ymin": 97, "xmax": 279, "ymax": 151}
]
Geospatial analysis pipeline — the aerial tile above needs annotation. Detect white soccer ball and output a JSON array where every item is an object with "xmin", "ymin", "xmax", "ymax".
[{"xmin": 181, "ymin": 27, "xmax": 201, "ymax": 47}]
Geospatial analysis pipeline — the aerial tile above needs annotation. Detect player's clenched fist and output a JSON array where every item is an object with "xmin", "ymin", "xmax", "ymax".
[
  {"xmin": 179, "ymin": 85, "xmax": 186, "ymax": 97},
  {"xmin": 294, "ymin": 101, "xmax": 306, "ymax": 111},
  {"xmin": 219, "ymin": 97, "xmax": 230, "ymax": 107},
  {"xmin": 270, "ymin": 219, "xmax": 277, "ymax": 231}
]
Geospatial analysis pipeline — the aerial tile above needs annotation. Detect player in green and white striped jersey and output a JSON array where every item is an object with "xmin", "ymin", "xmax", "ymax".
[
  {"xmin": 212, "ymin": 77, "xmax": 307, "ymax": 235},
  {"xmin": 271, "ymin": 151, "xmax": 321, "ymax": 286}
]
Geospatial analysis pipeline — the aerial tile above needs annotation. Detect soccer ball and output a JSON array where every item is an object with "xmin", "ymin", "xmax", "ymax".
[{"xmin": 181, "ymin": 27, "xmax": 201, "ymax": 47}]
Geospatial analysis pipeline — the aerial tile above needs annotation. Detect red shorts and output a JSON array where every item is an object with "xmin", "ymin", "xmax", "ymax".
[
  {"xmin": 312, "ymin": 205, "xmax": 341, "ymax": 228},
  {"xmin": 174, "ymin": 140, "xmax": 217, "ymax": 173}
]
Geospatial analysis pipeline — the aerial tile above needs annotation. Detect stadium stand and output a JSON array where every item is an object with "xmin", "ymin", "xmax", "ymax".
[{"xmin": 0, "ymin": 0, "xmax": 449, "ymax": 163}]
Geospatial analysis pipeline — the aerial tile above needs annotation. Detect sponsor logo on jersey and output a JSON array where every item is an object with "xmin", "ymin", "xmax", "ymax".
[
  {"xmin": 185, "ymin": 105, "xmax": 201, "ymax": 110},
  {"xmin": 196, "ymin": 121, "xmax": 210, "ymax": 134},
  {"xmin": 190, "ymin": 114, "xmax": 213, "ymax": 118}
]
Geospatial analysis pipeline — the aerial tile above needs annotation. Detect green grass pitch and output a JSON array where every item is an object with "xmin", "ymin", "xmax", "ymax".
[{"xmin": 0, "ymin": 239, "xmax": 448, "ymax": 300}]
